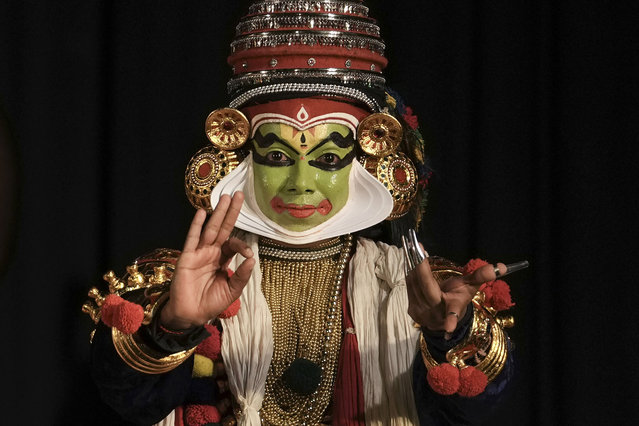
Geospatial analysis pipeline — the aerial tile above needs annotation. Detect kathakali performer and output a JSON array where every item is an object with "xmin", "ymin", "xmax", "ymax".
[{"xmin": 83, "ymin": 1, "xmax": 520, "ymax": 425}]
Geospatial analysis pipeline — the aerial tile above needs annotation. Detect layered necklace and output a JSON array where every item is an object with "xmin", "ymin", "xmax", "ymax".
[{"xmin": 258, "ymin": 234, "xmax": 352, "ymax": 425}]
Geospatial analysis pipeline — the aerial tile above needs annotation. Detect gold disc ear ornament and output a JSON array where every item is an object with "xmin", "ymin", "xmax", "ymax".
[
  {"xmin": 205, "ymin": 108, "xmax": 250, "ymax": 150},
  {"xmin": 357, "ymin": 113, "xmax": 404, "ymax": 157},
  {"xmin": 362, "ymin": 152, "xmax": 418, "ymax": 219},
  {"xmin": 185, "ymin": 145, "xmax": 243, "ymax": 212}
]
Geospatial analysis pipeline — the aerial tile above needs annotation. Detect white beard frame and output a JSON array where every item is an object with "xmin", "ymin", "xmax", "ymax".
[{"xmin": 210, "ymin": 153, "xmax": 394, "ymax": 244}]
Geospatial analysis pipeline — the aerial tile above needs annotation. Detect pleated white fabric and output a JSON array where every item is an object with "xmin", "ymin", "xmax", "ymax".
[
  {"xmin": 349, "ymin": 238, "xmax": 420, "ymax": 426},
  {"xmin": 220, "ymin": 232, "xmax": 273, "ymax": 426}
]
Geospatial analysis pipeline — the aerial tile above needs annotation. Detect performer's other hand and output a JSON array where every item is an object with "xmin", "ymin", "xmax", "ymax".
[
  {"xmin": 161, "ymin": 192, "xmax": 255, "ymax": 329},
  {"xmin": 406, "ymin": 248, "xmax": 505, "ymax": 337}
]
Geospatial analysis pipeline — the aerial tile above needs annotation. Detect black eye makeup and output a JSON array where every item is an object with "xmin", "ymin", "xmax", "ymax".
[
  {"xmin": 308, "ymin": 150, "xmax": 356, "ymax": 171},
  {"xmin": 254, "ymin": 149, "xmax": 295, "ymax": 167},
  {"xmin": 317, "ymin": 153, "xmax": 339, "ymax": 165},
  {"xmin": 252, "ymin": 129, "xmax": 355, "ymax": 170},
  {"xmin": 266, "ymin": 151, "xmax": 293, "ymax": 164},
  {"xmin": 303, "ymin": 130, "xmax": 355, "ymax": 171},
  {"xmin": 252, "ymin": 132, "xmax": 297, "ymax": 166}
]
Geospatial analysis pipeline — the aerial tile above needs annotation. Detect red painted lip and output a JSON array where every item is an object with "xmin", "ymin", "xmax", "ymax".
[{"xmin": 270, "ymin": 197, "xmax": 333, "ymax": 219}]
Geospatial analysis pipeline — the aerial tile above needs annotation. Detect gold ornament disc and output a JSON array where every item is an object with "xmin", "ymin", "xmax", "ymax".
[
  {"xmin": 357, "ymin": 113, "xmax": 403, "ymax": 157},
  {"xmin": 185, "ymin": 145, "xmax": 243, "ymax": 212},
  {"xmin": 205, "ymin": 108, "xmax": 250, "ymax": 150},
  {"xmin": 362, "ymin": 152, "xmax": 417, "ymax": 219}
]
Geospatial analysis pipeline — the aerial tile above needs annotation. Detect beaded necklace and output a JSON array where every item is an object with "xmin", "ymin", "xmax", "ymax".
[{"xmin": 258, "ymin": 234, "xmax": 352, "ymax": 425}]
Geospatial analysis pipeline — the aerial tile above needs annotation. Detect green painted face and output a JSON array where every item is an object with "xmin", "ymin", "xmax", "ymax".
[{"xmin": 251, "ymin": 122, "xmax": 355, "ymax": 232}]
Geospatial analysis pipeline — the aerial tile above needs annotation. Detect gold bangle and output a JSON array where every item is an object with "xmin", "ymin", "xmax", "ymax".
[
  {"xmin": 110, "ymin": 290, "xmax": 195, "ymax": 375},
  {"xmin": 419, "ymin": 293, "xmax": 510, "ymax": 383},
  {"xmin": 112, "ymin": 327, "xmax": 196, "ymax": 374}
]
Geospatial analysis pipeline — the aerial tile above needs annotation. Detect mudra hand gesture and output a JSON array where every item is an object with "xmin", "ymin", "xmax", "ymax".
[
  {"xmin": 160, "ymin": 192, "xmax": 255, "ymax": 329},
  {"xmin": 405, "ymin": 238, "xmax": 506, "ymax": 336}
]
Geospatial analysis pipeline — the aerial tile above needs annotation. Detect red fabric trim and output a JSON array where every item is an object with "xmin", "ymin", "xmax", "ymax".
[
  {"xmin": 228, "ymin": 45, "xmax": 387, "ymax": 74},
  {"xmin": 332, "ymin": 263, "xmax": 366, "ymax": 426},
  {"xmin": 174, "ymin": 405, "xmax": 184, "ymax": 426},
  {"xmin": 158, "ymin": 323, "xmax": 186, "ymax": 335}
]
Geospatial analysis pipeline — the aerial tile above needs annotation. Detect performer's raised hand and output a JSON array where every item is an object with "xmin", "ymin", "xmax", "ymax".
[
  {"xmin": 160, "ymin": 192, "xmax": 255, "ymax": 329},
  {"xmin": 405, "ymin": 239, "xmax": 506, "ymax": 336}
]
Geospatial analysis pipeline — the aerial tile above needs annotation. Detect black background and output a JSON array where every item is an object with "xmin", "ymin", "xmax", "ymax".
[{"xmin": 1, "ymin": 0, "xmax": 638, "ymax": 425}]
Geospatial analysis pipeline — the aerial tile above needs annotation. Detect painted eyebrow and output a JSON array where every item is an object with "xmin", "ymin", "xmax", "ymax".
[
  {"xmin": 307, "ymin": 131, "xmax": 355, "ymax": 155},
  {"xmin": 253, "ymin": 131, "xmax": 298, "ymax": 153}
]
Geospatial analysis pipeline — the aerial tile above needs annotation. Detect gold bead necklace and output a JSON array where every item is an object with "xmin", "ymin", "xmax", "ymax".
[{"xmin": 258, "ymin": 235, "xmax": 352, "ymax": 425}]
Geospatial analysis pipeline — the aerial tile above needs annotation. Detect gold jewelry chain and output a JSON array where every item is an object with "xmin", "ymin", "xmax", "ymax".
[{"xmin": 258, "ymin": 235, "xmax": 352, "ymax": 425}]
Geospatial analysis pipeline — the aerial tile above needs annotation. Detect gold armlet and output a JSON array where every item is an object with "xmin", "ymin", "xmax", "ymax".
[
  {"xmin": 419, "ymin": 292, "xmax": 512, "ymax": 383},
  {"xmin": 82, "ymin": 248, "xmax": 194, "ymax": 374}
]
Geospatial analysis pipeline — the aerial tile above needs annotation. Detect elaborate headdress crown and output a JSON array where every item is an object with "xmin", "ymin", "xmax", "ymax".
[{"xmin": 227, "ymin": 0, "xmax": 387, "ymax": 110}]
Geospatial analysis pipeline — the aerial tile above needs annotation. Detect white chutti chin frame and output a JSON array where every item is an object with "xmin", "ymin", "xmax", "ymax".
[{"xmin": 210, "ymin": 153, "xmax": 394, "ymax": 245}]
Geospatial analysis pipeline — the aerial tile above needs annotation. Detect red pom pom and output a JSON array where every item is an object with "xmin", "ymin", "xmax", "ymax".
[
  {"xmin": 426, "ymin": 363, "xmax": 460, "ymax": 395},
  {"xmin": 100, "ymin": 294, "xmax": 125, "ymax": 327},
  {"xmin": 101, "ymin": 294, "xmax": 144, "ymax": 334},
  {"xmin": 113, "ymin": 300, "xmax": 145, "ymax": 334},
  {"xmin": 479, "ymin": 282, "xmax": 494, "ymax": 301},
  {"xmin": 218, "ymin": 298, "xmax": 241, "ymax": 319},
  {"xmin": 463, "ymin": 258, "xmax": 489, "ymax": 275},
  {"xmin": 402, "ymin": 106, "xmax": 419, "ymax": 129},
  {"xmin": 489, "ymin": 280, "xmax": 515, "ymax": 311},
  {"xmin": 195, "ymin": 324, "xmax": 222, "ymax": 360},
  {"xmin": 457, "ymin": 366, "xmax": 488, "ymax": 397},
  {"xmin": 185, "ymin": 404, "xmax": 221, "ymax": 425}
]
